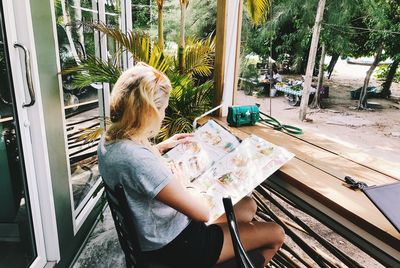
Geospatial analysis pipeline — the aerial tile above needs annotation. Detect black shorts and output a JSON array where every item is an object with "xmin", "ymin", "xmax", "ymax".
[{"xmin": 144, "ymin": 221, "xmax": 224, "ymax": 268}]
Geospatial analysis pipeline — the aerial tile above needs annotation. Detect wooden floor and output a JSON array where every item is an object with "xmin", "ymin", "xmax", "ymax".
[{"xmin": 204, "ymin": 116, "xmax": 400, "ymax": 265}]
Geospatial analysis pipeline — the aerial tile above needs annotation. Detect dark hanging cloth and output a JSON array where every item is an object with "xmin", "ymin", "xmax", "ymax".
[{"xmin": 363, "ymin": 182, "xmax": 400, "ymax": 233}]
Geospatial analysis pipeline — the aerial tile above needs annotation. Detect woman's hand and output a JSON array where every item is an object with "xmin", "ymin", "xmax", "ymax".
[
  {"xmin": 156, "ymin": 133, "xmax": 194, "ymax": 154},
  {"xmin": 169, "ymin": 160, "xmax": 189, "ymax": 187}
]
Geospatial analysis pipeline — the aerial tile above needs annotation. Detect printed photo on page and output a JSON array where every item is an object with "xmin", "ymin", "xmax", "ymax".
[{"xmin": 164, "ymin": 120, "xmax": 240, "ymax": 182}]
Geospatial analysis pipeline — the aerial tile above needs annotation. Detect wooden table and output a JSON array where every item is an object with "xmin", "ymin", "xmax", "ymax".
[{"xmin": 202, "ymin": 116, "xmax": 400, "ymax": 266}]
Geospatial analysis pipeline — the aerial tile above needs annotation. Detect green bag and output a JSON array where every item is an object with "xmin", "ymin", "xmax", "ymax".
[{"xmin": 227, "ymin": 105, "xmax": 260, "ymax": 127}]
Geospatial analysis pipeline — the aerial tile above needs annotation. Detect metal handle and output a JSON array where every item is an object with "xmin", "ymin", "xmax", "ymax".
[{"xmin": 14, "ymin": 43, "xmax": 35, "ymax": 107}]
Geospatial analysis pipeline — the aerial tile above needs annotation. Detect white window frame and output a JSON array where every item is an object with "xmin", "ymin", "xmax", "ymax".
[{"xmin": 221, "ymin": 0, "xmax": 242, "ymax": 116}]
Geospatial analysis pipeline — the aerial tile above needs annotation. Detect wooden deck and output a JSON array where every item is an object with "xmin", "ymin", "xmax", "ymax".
[{"xmin": 204, "ymin": 116, "xmax": 400, "ymax": 266}]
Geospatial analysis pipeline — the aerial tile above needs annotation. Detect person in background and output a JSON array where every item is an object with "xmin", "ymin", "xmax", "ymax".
[
  {"xmin": 98, "ymin": 63, "xmax": 285, "ymax": 268},
  {"xmin": 268, "ymin": 68, "xmax": 282, "ymax": 97},
  {"xmin": 272, "ymin": 68, "xmax": 282, "ymax": 84}
]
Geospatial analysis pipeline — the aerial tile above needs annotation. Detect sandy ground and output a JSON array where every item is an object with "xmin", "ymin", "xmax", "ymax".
[
  {"xmin": 236, "ymin": 58, "xmax": 400, "ymax": 164},
  {"xmin": 236, "ymin": 59, "xmax": 399, "ymax": 267}
]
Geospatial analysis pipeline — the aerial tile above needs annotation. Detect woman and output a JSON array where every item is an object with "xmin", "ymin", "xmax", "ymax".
[{"xmin": 98, "ymin": 63, "xmax": 285, "ymax": 267}]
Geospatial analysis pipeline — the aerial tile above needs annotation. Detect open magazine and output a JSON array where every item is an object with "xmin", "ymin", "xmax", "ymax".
[{"xmin": 164, "ymin": 120, "xmax": 294, "ymax": 223}]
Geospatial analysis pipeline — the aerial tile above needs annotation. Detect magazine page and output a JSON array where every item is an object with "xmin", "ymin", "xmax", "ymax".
[
  {"xmin": 164, "ymin": 120, "xmax": 240, "ymax": 183},
  {"xmin": 192, "ymin": 134, "xmax": 295, "ymax": 223}
]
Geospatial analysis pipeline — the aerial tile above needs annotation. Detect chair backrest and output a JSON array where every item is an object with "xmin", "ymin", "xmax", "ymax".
[
  {"xmin": 222, "ymin": 196, "xmax": 256, "ymax": 268},
  {"xmin": 103, "ymin": 182, "xmax": 148, "ymax": 268}
]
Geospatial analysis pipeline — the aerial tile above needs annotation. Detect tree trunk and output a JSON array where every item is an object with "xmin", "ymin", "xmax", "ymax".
[
  {"xmin": 179, "ymin": 2, "xmax": 187, "ymax": 73},
  {"xmin": 157, "ymin": 7, "xmax": 164, "ymax": 51},
  {"xmin": 61, "ymin": 0, "xmax": 81, "ymax": 63},
  {"xmin": 310, "ymin": 43, "xmax": 326, "ymax": 109},
  {"xmin": 299, "ymin": 0, "xmax": 326, "ymax": 121},
  {"xmin": 358, "ymin": 45, "xmax": 383, "ymax": 109},
  {"xmin": 381, "ymin": 57, "xmax": 399, "ymax": 98},
  {"xmin": 327, "ymin": 53, "xmax": 339, "ymax": 79},
  {"xmin": 74, "ymin": 0, "xmax": 84, "ymax": 46}
]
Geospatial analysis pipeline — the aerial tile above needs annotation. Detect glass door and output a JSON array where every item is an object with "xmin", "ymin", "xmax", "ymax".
[{"xmin": 0, "ymin": 1, "xmax": 47, "ymax": 268}]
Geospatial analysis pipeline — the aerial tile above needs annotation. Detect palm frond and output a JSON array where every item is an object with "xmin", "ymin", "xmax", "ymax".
[
  {"xmin": 246, "ymin": 0, "xmax": 271, "ymax": 25},
  {"xmin": 158, "ymin": 76, "xmax": 213, "ymax": 140},
  {"xmin": 76, "ymin": 126, "xmax": 105, "ymax": 144},
  {"xmin": 75, "ymin": 117, "xmax": 111, "ymax": 143},
  {"xmin": 184, "ymin": 36, "xmax": 216, "ymax": 77},
  {"xmin": 63, "ymin": 55, "xmax": 122, "ymax": 87},
  {"xmin": 92, "ymin": 23, "xmax": 170, "ymax": 73},
  {"xmin": 158, "ymin": 116, "xmax": 193, "ymax": 141}
]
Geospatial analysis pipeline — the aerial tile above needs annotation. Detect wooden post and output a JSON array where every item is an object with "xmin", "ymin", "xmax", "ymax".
[
  {"xmin": 232, "ymin": 0, "xmax": 243, "ymax": 104},
  {"xmin": 214, "ymin": 0, "xmax": 228, "ymax": 116},
  {"xmin": 299, "ymin": 0, "xmax": 326, "ymax": 121}
]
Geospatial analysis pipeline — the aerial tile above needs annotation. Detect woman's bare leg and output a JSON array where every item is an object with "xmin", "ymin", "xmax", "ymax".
[
  {"xmin": 215, "ymin": 221, "xmax": 285, "ymax": 266},
  {"xmin": 213, "ymin": 196, "xmax": 257, "ymax": 224}
]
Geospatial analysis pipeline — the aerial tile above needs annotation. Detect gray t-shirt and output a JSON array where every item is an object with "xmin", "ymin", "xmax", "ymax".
[{"xmin": 98, "ymin": 136, "xmax": 190, "ymax": 251}]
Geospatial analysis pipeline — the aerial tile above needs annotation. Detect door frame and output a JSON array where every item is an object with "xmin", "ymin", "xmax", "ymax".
[{"xmin": 2, "ymin": 0, "xmax": 60, "ymax": 265}]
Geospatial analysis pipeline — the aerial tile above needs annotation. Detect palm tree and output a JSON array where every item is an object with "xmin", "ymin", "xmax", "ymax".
[
  {"xmin": 159, "ymin": 75, "xmax": 214, "ymax": 140},
  {"xmin": 178, "ymin": 0, "xmax": 189, "ymax": 73},
  {"xmin": 65, "ymin": 23, "xmax": 216, "ymax": 141},
  {"xmin": 156, "ymin": 0, "xmax": 165, "ymax": 51}
]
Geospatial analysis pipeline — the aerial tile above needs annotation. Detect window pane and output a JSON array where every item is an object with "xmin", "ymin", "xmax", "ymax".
[
  {"xmin": 54, "ymin": 0, "xmax": 102, "ymax": 213},
  {"xmin": 105, "ymin": 0, "xmax": 122, "ymax": 67},
  {"xmin": 131, "ymin": 0, "xmax": 152, "ymax": 32}
]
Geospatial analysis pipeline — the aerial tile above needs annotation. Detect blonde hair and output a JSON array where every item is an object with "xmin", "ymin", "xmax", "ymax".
[{"xmin": 106, "ymin": 63, "xmax": 171, "ymax": 144}]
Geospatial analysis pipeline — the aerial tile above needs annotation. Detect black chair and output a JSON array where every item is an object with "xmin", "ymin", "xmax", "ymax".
[
  {"xmin": 103, "ymin": 183, "xmax": 264, "ymax": 268},
  {"xmin": 103, "ymin": 183, "xmax": 151, "ymax": 268},
  {"xmin": 222, "ymin": 197, "xmax": 258, "ymax": 268}
]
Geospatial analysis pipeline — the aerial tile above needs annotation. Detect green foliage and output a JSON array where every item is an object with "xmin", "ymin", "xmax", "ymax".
[
  {"xmin": 158, "ymin": 76, "xmax": 214, "ymax": 140},
  {"xmin": 64, "ymin": 23, "xmax": 216, "ymax": 140},
  {"xmin": 163, "ymin": 1, "xmax": 181, "ymax": 42},
  {"xmin": 241, "ymin": 18, "xmax": 272, "ymax": 57},
  {"xmin": 160, "ymin": 36, "xmax": 216, "ymax": 138},
  {"xmin": 239, "ymin": 58, "xmax": 259, "ymax": 94},
  {"xmin": 92, "ymin": 23, "xmax": 170, "ymax": 73},
  {"xmin": 131, "ymin": 0, "xmax": 152, "ymax": 31},
  {"xmin": 240, "ymin": 60, "xmax": 259, "ymax": 80},
  {"xmin": 183, "ymin": 36, "xmax": 215, "ymax": 77},
  {"xmin": 374, "ymin": 64, "xmax": 400, "ymax": 83},
  {"xmin": 63, "ymin": 55, "xmax": 122, "ymax": 87},
  {"xmin": 245, "ymin": 0, "xmax": 271, "ymax": 26},
  {"xmin": 240, "ymin": 0, "xmax": 399, "ymax": 79},
  {"xmin": 186, "ymin": 0, "xmax": 217, "ymax": 38}
]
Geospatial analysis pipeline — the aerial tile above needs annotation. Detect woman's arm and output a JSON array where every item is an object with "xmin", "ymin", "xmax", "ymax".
[
  {"xmin": 155, "ymin": 133, "xmax": 193, "ymax": 154},
  {"xmin": 155, "ymin": 133, "xmax": 208, "ymax": 221},
  {"xmin": 156, "ymin": 177, "xmax": 210, "ymax": 222}
]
